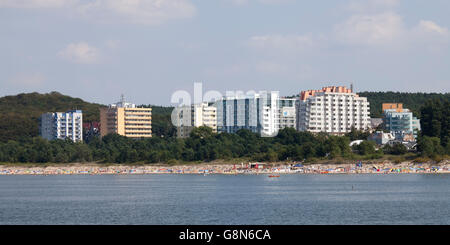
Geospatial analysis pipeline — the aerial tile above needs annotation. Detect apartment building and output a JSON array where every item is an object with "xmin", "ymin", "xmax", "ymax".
[
  {"xmin": 279, "ymin": 98, "xmax": 296, "ymax": 130},
  {"xmin": 40, "ymin": 110, "xmax": 83, "ymax": 142},
  {"xmin": 382, "ymin": 103, "xmax": 420, "ymax": 138},
  {"xmin": 296, "ymin": 86, "xmax": 371, "ymax": 134},
  {"xmin": 175, "ymin": 102, "xmax": 217, "ymax": 138},
  {"xmin": 100, "ymin": 97, "xmax": 152, "ymax": 138},
  {"xmin": 216, "ymin": 91, "xmax": 280, "ymax": 137}
]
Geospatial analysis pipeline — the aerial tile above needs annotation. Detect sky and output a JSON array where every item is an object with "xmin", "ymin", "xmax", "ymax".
[{"xmin": 1, "ymin": 0, "xmax": 450, "ymax": 106}]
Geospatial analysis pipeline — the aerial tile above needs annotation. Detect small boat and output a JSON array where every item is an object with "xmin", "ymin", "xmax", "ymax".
[{"xmin": 268, "ymin": 175, "xmax": 280, "ymax": 178}]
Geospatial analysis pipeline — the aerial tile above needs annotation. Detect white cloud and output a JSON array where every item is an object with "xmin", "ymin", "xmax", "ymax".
[
  {"xmin": 411, "ymin": 20, "xmax": 450, "ymax": 51},
  {"xmin": 415, "ymin": 20, "xmax": 449, "ymax": 36},
  {"xmin": 76, "ymin": 0, "xmax": 196, "ymax": 25},
  {"xmin": 105, "ymin": 40, "xmax": 121, "ymax": 49},
  {"xmin": 0, "ymin": 0, "xmax": 76, "ymax": 8},
  {"xmin": 334, "ymin": 12, "xmax": 405, "ymax": 46},
  {"xmin": 347, "ymin": 0, "xmax": 400, "ymax": 12},
  {"xmin": 335, "ymin": 12, "xmax": 450, "ymax": 47},
  {"xmin": 58, "ymin": 42, "xmax": 100, "ymax": 64},
  {"xmin": 0, "ymin": 0, "xmax": 196, "ymax": 26},
  {"xmin": 338, "ymin": 0, "xmax": 449, "ymax": 48},
  {"xmin": 228, "ymin": 0, "xmax": 292, "ymax": 6}
]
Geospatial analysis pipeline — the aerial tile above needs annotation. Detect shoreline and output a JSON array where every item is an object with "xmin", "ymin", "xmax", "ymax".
[{"xmin": 1, "ymin": 161, "xmax": 449, "ymax": 175}]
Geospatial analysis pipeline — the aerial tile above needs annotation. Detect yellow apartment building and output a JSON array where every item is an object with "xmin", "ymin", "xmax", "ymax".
[{"xmin": 100, "ymin": 96, "xmax": 152, "ymax": 138}]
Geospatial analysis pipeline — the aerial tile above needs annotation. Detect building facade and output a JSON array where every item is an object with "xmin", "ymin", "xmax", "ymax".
[
  {"xmin": 175, "ymin": 102, "xmax": 217, "ymax": 138},
  {"xmin": 216, "ymin": 91, "xmax": 280, "ymax": 137},
  {"xmin": 278, "ymin": 98, "xmax": 296, "ymax": 130},
  {"xmin": 100, "ymin": 97, "xmax": 152, "ymax": 138},
  {"xmin": 296, "ymin": 86, "xmax": 371, "ymax": 134},
  {"xmin": 83, "ymin": 122, "xmax": 100, "ymax": 142},
  {"xmin": 382, "ymin": 103, "xmax": 420, "ymax": 138},
  {"xmin": 40, "ymin": 110, "xmax": 83, "ymax": 142},
  {"xmin": 368, "ymin": 131, "xmax": 395, "ymax": 145},
  {"xmin": 370, "ymin": 118, "xmax": 383, "ymax": 131}
]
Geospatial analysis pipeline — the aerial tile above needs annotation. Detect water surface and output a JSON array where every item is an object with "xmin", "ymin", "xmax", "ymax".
[{"xmin": 0, "ymin": 174, "xmax": 449, "ymax": 224}]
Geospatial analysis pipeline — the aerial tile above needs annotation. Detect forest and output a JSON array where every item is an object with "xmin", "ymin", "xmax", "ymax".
[
  {"xmin": 358, "ymin": 91, "xmax": 450, "ymax": 118},
  {"xmin": 0, "ymin": 126, "xmax": 448, "ymax": 164}
]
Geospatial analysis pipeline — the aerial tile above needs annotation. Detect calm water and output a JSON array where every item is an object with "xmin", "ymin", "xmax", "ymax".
[{"xmin": 0, "ymin": 174, "xmax": 449, "ymax": 225}]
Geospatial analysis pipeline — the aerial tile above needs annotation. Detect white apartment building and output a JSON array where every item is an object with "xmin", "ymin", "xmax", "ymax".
[
  {"xmin": 40, "ymin": 110, "xmax": 83, "ymax": 142},
  {"xmin": 279, "ymin": 98, "xmax": 296, "ymax": 130},
  {"xmin": 296, "ymin": 86, "xmax": 371, "ymax": 134},
  {"xmin": 216, "ymin": 91, "xmax": 280, "ymax": 137},
  {"xmin": 175, "ymin": 102, "xmax": 217, "ymax": 138}
]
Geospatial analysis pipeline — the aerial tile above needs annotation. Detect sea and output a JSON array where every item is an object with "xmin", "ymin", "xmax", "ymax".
[{"xmin": 0, "ymin": 174, "xmax": 449, "ymax": 225}]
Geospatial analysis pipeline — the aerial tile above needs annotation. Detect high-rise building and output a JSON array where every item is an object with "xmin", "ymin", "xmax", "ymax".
[
  {"xmin": 100, "ymin": 96, "xmax": 152, "ymax": 138},
  {"xmin": 216, "ymin": 91, "xmax": 280, "ymax": 137},
  {"xmin": 278, "ymin": 98, "xmax": 296, "ymax": 130},
  {"xmin": 40, "ymin": 110, "xmax": 83, "ymax": 142},
  {"xmin": 382, "ymin": 103, "xmax": 420, "ymax": 138},
  {"xmin": 296, "ymin": 86, "xmax": 371, "ymax": 134},
  {"xmin": 175, "ymin": 102, "xmax": 217, "ymax": 138}
]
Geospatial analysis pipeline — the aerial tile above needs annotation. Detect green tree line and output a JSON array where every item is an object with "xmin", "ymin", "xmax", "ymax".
[
  {"xmin": 1, "ymin": 126, "xmax": 448, "ymax": 164},
  {"xmin": 418, "ymin": 98, "xmax": 450, "ymax": 157},
  {"xmin": 358, "ymin": 91, "xmax": 450, "ymax": 118}
]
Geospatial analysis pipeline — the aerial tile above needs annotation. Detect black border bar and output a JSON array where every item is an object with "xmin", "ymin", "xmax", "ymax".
[{"xmin": 0, "ymin": 225, "xmax": 448, "ymax": 243}]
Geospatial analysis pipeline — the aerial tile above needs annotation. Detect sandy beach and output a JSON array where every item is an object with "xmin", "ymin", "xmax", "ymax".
[{"xmin": 0, "ymin": 160, "xmax": 449, "ymax": 175}]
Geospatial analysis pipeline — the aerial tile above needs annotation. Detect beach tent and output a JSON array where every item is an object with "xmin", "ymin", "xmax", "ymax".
[{"xmin": 294, "ymin": 164, "xmax": 304, "ymax": 168}]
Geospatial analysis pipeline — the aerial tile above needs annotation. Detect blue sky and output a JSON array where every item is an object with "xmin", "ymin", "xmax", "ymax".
[{"xmin": 1, "ymin": 0, "xmax": 449, "ymax": 105}]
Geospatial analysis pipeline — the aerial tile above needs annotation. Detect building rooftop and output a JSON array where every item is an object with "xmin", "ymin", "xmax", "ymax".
[
  {"xmin": 300, "ymin": 86, "xmax": 356, "ymax": 101},
  {"xmin": 109, "ymin": 94, "xmax": 136, "ymax": 108}
]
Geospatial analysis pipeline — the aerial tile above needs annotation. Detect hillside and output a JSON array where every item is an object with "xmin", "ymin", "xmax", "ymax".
[
  {"xmin": 0, "ymin": 92, "xmax": 176, "ymax": 142},
  {"xmin": 0, "ymin": 92, "xmax": 105, "ymax": 141},
  {"xmin": 358, "ymin": 91, "xmax": 450, "ymax": 118}
]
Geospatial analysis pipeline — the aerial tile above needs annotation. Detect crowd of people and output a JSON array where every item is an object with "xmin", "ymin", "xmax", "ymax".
[{"xmin": 0, "ymin": 161, "xmax": 448, "ymax": 175}]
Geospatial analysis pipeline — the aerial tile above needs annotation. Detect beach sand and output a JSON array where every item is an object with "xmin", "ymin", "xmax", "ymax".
[{"xmin": 0, "ymin": 160, "xmax": 449, "ymax": 175}]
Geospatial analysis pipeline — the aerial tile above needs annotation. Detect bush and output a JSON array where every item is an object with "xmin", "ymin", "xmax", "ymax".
[
  {"xmin": 354, "ymin": 141, "xmax": 376, "ymax": 155},
  {"xmin": 386, "ymin": 143, "xmax": 408, "ymax": 155}
]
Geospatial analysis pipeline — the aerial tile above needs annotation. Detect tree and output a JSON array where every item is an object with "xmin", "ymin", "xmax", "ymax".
[
  {"xmin": 346, "ymin": 127, "xmax": 370, "ymax": 141},
  {"xmin": 420, "ymin": 99, "xmax": 450, "ymax": 146},
  {"xmin": 300, "ymin": 142, "xmax": 316, "ymax": 159},
  {"xmin": 389, "ymin": 143, "xmax": 408, "ymax": 155},
  {"xmin": 354, "ymin": 141, "xmax": 376, "ymax": 155},
  {"xmin": 417, "ymin": 136, "xmax": 444, "ymax": 157},
  {"xmin": 190, "ymin": 126, "xmax": 214, "ymax": 139}
]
